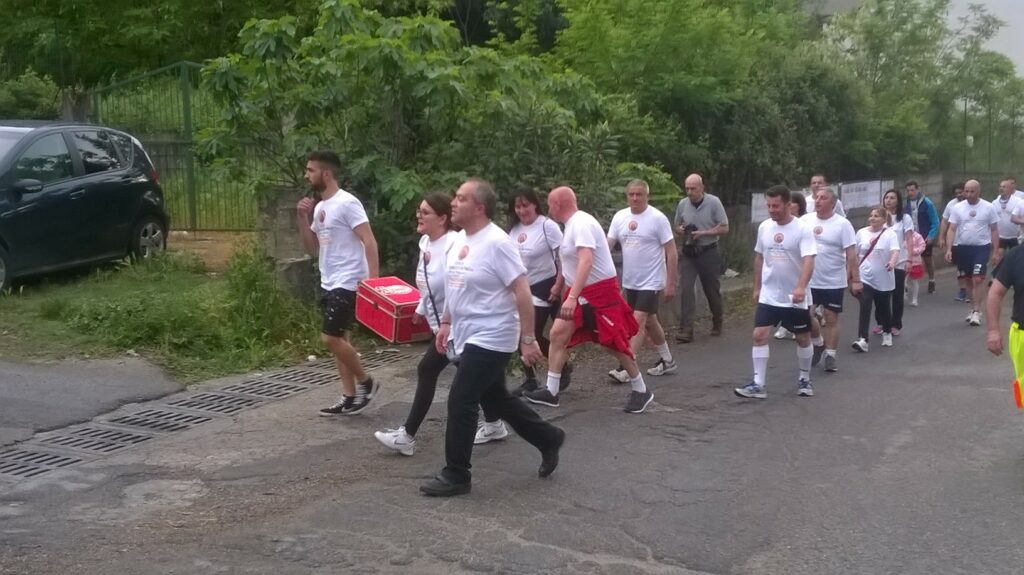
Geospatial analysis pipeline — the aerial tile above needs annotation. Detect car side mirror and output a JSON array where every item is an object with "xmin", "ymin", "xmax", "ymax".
[{"xmin": 8, "ymin": 179, "xmax": 43, "ymax": 202}]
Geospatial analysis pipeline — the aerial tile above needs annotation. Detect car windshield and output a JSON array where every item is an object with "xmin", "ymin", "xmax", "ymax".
[{"xmin": 0, "ymin": 130, "xmax": 29, "ymax": 162}]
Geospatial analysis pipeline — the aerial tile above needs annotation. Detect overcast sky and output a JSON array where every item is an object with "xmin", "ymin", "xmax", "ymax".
[{"xmin": 950, "ymin": 0, "xmax": 1022, "ymax": 72}]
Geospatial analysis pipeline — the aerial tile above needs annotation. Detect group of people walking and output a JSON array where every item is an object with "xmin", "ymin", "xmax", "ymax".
[{"xmin": 296, "ymin": 147, "xmax": 1019, "ymax": 495}]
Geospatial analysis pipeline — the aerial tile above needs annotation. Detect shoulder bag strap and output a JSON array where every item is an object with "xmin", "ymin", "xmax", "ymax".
[
  {"xmin": 860, "ymin": 231, "xmax": 885, "ymax": 265},
  {"xmin": 422, "ymin": 247, "xmax": 442, "ymax": 328}
]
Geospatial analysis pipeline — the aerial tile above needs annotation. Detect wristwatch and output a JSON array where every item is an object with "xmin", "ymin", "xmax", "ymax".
[{"xmin": 521, "ymin": 335, "xmax": 537, "ymax": 345}]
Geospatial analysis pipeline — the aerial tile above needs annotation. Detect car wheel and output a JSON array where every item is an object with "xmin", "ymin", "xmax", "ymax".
[
  {"xmin": 131, "ymin": 215, "xmax": 167, "ymax": 261},
  {"xmin": 0, "ymin": 249, "xmax": 9, "ymax": 292}
]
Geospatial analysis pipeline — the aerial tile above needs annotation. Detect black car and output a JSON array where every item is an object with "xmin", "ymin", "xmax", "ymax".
[{"xmin": 0, "ymin": 121, "xmax": 169, "ymax": 291}]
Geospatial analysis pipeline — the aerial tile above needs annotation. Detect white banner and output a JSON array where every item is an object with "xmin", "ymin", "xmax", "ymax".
[
  {"xmin": 751, "ymin": 192, "xmax": 768, "ymax": 223},
  {"xmin": 839, "ymin": 180, "xmax": 894, "ymax": 210}
]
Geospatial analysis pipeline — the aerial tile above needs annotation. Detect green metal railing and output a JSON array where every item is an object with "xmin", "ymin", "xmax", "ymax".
[{"xmin": 88, "ymin": 62, "xmax": 257, "ymax": 231}]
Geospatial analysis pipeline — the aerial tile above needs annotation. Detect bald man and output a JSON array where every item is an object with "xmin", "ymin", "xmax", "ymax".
[
  {"xmin": 946, "ymin": 179, "xmax": 1000, "ymax": 326},
  {"xmin": 524, "ymin": 186, "xmax": 655, "ymax": 414},
  {"xmin": 674, "ymin": 174, "xmax": 729, "ymax": 342}
]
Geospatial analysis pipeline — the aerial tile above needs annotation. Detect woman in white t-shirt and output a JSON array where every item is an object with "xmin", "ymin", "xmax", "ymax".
[
  {"xmin": 881, "ymin": 188, "xmax": 915, "ymax": 336},
  {"xmin": 504, "ymin": 189, "xmax": 566, "ymax": 397},
  {"xmin": 374, "ymin": 193, "xmax": 458, "ymax": 456},
  {"xmin": 853, "ymin": 207, "xmax": 901, "ymax": 352}
]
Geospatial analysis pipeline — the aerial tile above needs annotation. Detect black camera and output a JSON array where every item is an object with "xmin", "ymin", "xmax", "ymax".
[{"xmin": 681, "ymin": 224, "xmax": 698, "ymax": 246}]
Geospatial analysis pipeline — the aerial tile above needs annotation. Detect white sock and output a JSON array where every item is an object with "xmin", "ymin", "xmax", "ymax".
[
  {"xmin": 811, "ymin": 335, "xmax": 824, "ymax": 347},
  {"xmin": 655, "ymin": 342, "xmax": 672, "ymax": 362},
  {"xmin": 629, "ymin": 373, "xmax": 647, "ymax": 393},
  {"xmin": 752, "ymin": 345, "xmax": 770, "ymax": 387},
  {"xmin": 910, "ymin": 280, "xmax": 919, "ymax": 301},
  {"xmin": 825, "ymin": 348, "xmax": 836, "ymax": 358},
  {"xmin": 546, "ymin": 371, "xmax": 561, "ymax": 396},
  {"xmin": 797, "ymin": 344, "xmax": 813, "ymax": 380}
]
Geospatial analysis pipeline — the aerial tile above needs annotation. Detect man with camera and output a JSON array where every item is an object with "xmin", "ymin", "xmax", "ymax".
[{"xmin": 674, "ymin": 174, "xmax": 729, "ymax": 343}]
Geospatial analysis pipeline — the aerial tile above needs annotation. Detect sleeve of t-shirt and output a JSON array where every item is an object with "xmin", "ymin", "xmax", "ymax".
[
  {"xmin": 713, "ymin": 197, "xmax": 729, "ymax": 226},
  {"xmin": 544, "ymin": 219, "xmax": 563, "ymax": 252},
  {"xmin": 841, "ymin": 220, "xmax": 857, "ymax": 248},
  {"xmin": 338, "ymin": 197, "xmax": 369, "ymax": 229},
  {"xmin": 607, "ymin": 212, "xmax": 623, "ymax": 242},
  {"xmin": 799, "ymin": 223, "xmax": 818, "ymax": 257},
  {"xmin": 492, "ymin": 237, "xmax": 528, "ymax": 287},
  {"xmin": 1014, "ymin": 203, "xmax": 1024, "ymax": 219},
  {"xmin": 988, "ymin": 205, "xmax": 1001, "ymax": 226},
  {"xmin": 656, "ymin": 213, "xmax": 674, "ymax": 245},
  {"xmin": 948, "ymin": 205, "xmax": 962, "ymax": 225},
  {"xmin": 903, "ymin": 215, "xmax": 915, "ymax": 233},
  {"xmin": 754, "ymin": 221, "xmax": 767, "ymax": 255},
  {"xmin": 883, "ymin": 230, "xmax": 899, "ymax": 253},
  {"xmin": 575, "ymin": 220, "xmax": 599, "ymax": 249},
  {"xmin": 943, "ymin": 201, "xmax": 955, "ymax": 220},
  {"xmin": 995, "ymin": 248, "xmax": 1019, "ymax": 288},
  {"xmin": 674, "ymin": 200, "xmax": 685, "ymax": 228}
]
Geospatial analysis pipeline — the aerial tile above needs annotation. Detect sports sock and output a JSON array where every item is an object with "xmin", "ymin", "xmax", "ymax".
[
  {"xmin": 546, "ymin": 371, "xmax": 561, "ymax": 395},
  {"xmin": 825, "ymin": 348, "xmax": 837, "ymax": 358},
  {"xmin": 655, "ymin": 342, "xmax": 672, "ymax": 362},
  {"xmin": 797, "ymin": 344, "xmax": 813, "ymax": 380},
  {"xmin": 629, "ymin": 373, "xmax": 647, "ymax": 393},
  {"xmin": 752, "ymin": 345, "xmax": 770, "ymax": 387}
]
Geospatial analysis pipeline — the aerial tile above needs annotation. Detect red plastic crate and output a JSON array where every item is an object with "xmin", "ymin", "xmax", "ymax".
[{"xmin": 356, "ymin": 276, "xmax": 431, "ymax": 343}]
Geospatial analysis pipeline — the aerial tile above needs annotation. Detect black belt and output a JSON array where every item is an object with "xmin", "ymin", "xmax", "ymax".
[{"xmin": 682, "ymin": 242, "xmax": 717, "ymax": 257}]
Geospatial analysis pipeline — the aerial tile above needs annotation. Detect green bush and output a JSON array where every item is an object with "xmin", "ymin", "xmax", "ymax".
[{"xmin": 0, "ymin": 69, "xmax": 59, "ymax": 119}]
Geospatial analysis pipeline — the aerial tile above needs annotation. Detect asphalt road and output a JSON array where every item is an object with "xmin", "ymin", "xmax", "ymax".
[{"xmin": 2, "ymin": 276, "xmax": 1022, "ymax": 574}]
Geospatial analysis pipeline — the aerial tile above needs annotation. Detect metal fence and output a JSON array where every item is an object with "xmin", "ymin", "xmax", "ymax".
[{"xmin": 88, "ymin": 62, "xmax": 257, "ymax": 231}]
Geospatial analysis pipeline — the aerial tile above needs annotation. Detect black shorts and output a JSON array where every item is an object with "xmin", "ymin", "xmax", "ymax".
[
  {"xmin": 754, "ymin": 304, "xmax": 812, "ymax": 334},
  {"xmin": 810, "ymin": 287, "xmax": 845, "ymax": 313},
  {"xmin": 624, "ymin": 289, "xmax": 660, "ymax": 314},
  {"xmin": 320, "ymin": 287, "xmax": 356, "ymax": 337},
  {"xmin": 956, "ymin": 245, "xmax": 991, "ymax": 278},
  {"xmin": 1000, "ymin": 238, "xmax": 1019, "ymax": 250}
]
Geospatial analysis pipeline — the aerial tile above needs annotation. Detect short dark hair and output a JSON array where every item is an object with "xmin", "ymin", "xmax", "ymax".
[
  {"xmin": 423, "ymin": 192, "xmax": 453, "ymax": 231},
  {"xmin": 905, "ymin": 179, "xmax": 919, "ymax": 188},
  {"xmin": 766, "ymin": 185, "xmax": 791, "ymax": 203},
  {"xmin": 952, "ymin": 181, "xmax": 965, "ymax": 192},
  {"xmin": 507, "ymin": 187, "xmax": 545, "ymax": 228},
  {"xmin": 811, "ymin": 173, "xmax": 828, "ymax": 183},
  {"xmin": 307, "ymin": 150, "xmax": 342, "ymax": 175}
]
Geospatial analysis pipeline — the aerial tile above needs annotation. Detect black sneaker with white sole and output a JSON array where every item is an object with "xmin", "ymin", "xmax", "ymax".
[
  {"xmin": 524, "ymin": 388, "xmax": 560, "ymax": 407},
  {"xmin": 512, "ymin": 378, "xmax": 539, "ymax": 397},
  {"xmin": 319, "ymin": 396, "xmax": 354, "ymax": 416},
  {"xmin": 623, "ymin": 390, "xmax": 654, "ymax": 413},
  {"xmin": 343, "ymin": 377, "xmax": 379, "ymax": 415}
]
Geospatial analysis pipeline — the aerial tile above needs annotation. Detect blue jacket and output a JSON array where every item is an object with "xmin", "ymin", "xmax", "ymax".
[{"xmin": 906, "ymin": 196, "xmax": 939, "ymax": 241}]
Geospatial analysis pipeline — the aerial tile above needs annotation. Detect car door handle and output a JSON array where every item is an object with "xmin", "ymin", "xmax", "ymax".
[{"xmin": 70, "ymin": 189, "xmax": 86, "ymax": 200}]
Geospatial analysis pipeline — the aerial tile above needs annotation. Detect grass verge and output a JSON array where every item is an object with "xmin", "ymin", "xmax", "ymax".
[{"xmin": 0, "ymin": 246, "xmax": 376, "ymax": 383}]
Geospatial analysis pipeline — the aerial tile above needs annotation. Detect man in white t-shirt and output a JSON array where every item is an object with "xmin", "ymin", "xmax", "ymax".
[
  {"xmin": 735, "ymin": 185, "xmax": 817, "ymax": 400},
  {"xmin": 607, "ymin": 180, "xmax": 678, "ymax": 382},
  {"xmin": 1010, "ymin": 177, "xmax": 1023, "ymax": 201},
  {"xmin": 296, "ymin": 150, "xmax": 380, "ymax": 416},
  {"xmin": 420, "ymin": 179, "xmax": 565, "ymax": 497},
  {"xmin": 946, "ymin": 179, "xmax": 1000, "ymax": 326},
  {"xmin": 940, "ymin": 182, "xmax": 970, "ymax": 302},
  {"xmin": 799, "ymin": 188, "xmax": 861, "ymax": 373},
  {"xmin": 524, "ymin": 186, "xmax": 654, "ymax": 414},
  {"xmin": 995, "ymin": 178, "xmax": 1023, "ymax": 257},
  {"xmin": 810, "ymin": 173, "xmax": 846, "ymax": 218}
]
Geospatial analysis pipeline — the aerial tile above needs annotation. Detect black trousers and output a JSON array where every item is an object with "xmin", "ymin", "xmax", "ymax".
[
  {"xmin": 858, "ymin": 284, "xmax": 893, "ymax": 339},
  {"xmin": 404, "ymin": 344, "xmax": 500, "ymax": 436},
  {"xmin": 679, "ymin": 245, "xmax": 724, "ymax": 331},
  {"xmin": 443, "ymin": 344, "xmax": 562, "ymax": 484},
  {"xmin": 522, "ymin": 304, "xmax": 557, "ymax": 380},
  {"xmin": 892, "ymin": 269, "xmax": 906, "ymax": 329}
]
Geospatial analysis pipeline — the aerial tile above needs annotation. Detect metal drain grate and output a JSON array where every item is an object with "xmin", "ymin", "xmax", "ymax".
[
  {"xmin": 107, "ymin": 409, "xmax": 212, "ymax": 432},
  {"xmin": 220, "ymin": 379, "xmax": 308, "ymax": 399},
  {"xmin": 168, "ymin": 393, "xmax": 263, "ymax": 415},
  {"xmin": 265, "ymin": 368, "xmax": 338, "ymax": 386},
  {"xmin": 37, "ymin": 427, "xmax": 153, "ymax": 455},
  {"xmin": 361, "ymin": 350, "xmax": 416, "ymax": 371},
  {"xmin": 0, "ymin": 449, "xmax": 82, "ymax": 479}
]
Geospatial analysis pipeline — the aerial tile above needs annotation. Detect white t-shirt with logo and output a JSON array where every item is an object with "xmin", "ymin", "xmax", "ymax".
[
  {"xmin": 754, "ymin": 217, "xmax": 817, "ymax": 308},
  {"xmin": 885, "ymin": 213, "xmax": 915, "ymax": 266},
  {"xmin": 994, "ymin": 195, "xmax": 1023, "ymax": 239},
  {"xmin": 949, "ymin": 199, "xmax": 999, "ymax": 246},
  {"xmin": 856, "ymin": 227, "xmax": 899, "ymax": 292},
  {"xmin": 445, "ymin": 223, "xmax": 527, "ymax": 355},
  {"xmin": 415, "ymin": 231, "xmax": 457, "ymax": 333},
  {"xmin": 942, "ymin": 198, "xmax": 960, "ymax": 220},
  {"xmin": 510, "ymin": 217, "xmax": 562, "ymax": 307},
  {"xmin": 608, "ymin": 206, "xmax": 674, "ymax": 291},
  {"xmin": 800, "ymin": 212, "xmax": 856, "ymax": 289},
  {"xmin": 310, "ymin": 189, "xmax": 369, "ymax": 290},
  {"xmin": 560, "ymin": 211, "xmax": 617, "ymax": 288}
]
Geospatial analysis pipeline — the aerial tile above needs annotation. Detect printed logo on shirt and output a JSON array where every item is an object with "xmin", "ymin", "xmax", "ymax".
[
  {"xmin": 774, "ymin": 233, "xmax": 784, "ymax": 244},
  {"xmin": 422, "ymin": 250, "xmax": 431, "ymax": 264},
  {"xmin": 517, "ymin": 233, "xmax": 527, "ymax": 243},
  {"xmin": 319, "ymin": 210, "xmax": 326, "ymax": 223},
  {"xmin": 459, "ymin": 245, "xmax": 470, "ymax": 260},
  {"xmin": 628, "ymin": 220, "xmax": 638, "ymax": 232},
  {"xmin": 970, "ymin": 210, "xmax": 977, "ymax": 218},
  {"xmin": 814, "ymin": 226, "xmax": 823, "ymax": 235}
]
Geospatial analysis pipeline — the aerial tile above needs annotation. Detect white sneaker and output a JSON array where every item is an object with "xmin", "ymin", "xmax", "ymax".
[
  {"xmin": 909, "ymin": 298, "xmax": 918, "ymax": 307},
  {"xmin": 608, "ymin": 367, "xmax": 630, "ymax": 384},
  {"xmin": 774, "ymin": 326, "xmax": 793, "ymax": 340},
  {"xmin": 374, "ymin": 426, "xmax": 416, "ymax": 456},
  {"xmin": 965, "ymin": 311, "xmax": 974, "ymax": 323},
  {"xmin": 881, "ymin": 333, "xmax": 893, "ymax": 347},
  {"xmin": 852, "ymin": 338, "xmax": 869, "ymax": 352},
  {"xmin": 647, "ymin": 359, "xmax": 677, "ymax": 376},
  {"xmin": 473, "ymin": 420, "xmax": 509, "ymax": 445},
  {"xmin": 968, "ymin": 311, "xmax": 981, "ymax": 326}
]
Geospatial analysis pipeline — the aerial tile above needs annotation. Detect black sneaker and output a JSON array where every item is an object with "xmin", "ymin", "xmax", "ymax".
[
  {"xmin": 811, "ymin": 344, "xmax": 825, "ymax": 367},
  {"xmin": 319, "ymin": 396, "xmax": 354, "ymax": 416},
  {"xmin": 538, "ymin": 427, "xmax": 566, "ymax": 478},
  {"xmin": 524, "ymin": 388, "xmax": 560, "ymax": 407},
  {"xmin": 419, "ymin": 475, "xmax": 471, "ymax": 497},
  {"xmin": 343, "ymin": 378, "xmax": 379, "ymax": 415},
  {"xmin": 927, "ymin": 280, "xmax": 936, "ymax": 294},
  {"xmin": 624, "ymin": 390, "xmax": 654, "ymax": 414},
  {"xmin": 512, "ymin": 378, "xmax": 539, "ymax": 397},
  {"xmin": 559, "ymin": 362, "xmax": 574, "ymax": 392}
]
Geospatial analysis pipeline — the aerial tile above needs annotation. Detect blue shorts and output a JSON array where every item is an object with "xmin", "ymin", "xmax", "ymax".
[
  {"xmin": 956, "ymin": 244, "xmax": 990, "ymax": 278},
  {"xmin": 810, "ymin": 287, "xmax": 845, "ymax": 313},
  {"xmin": 754, "ymin": 304, "xmax": 812, "ymax": 334}
]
